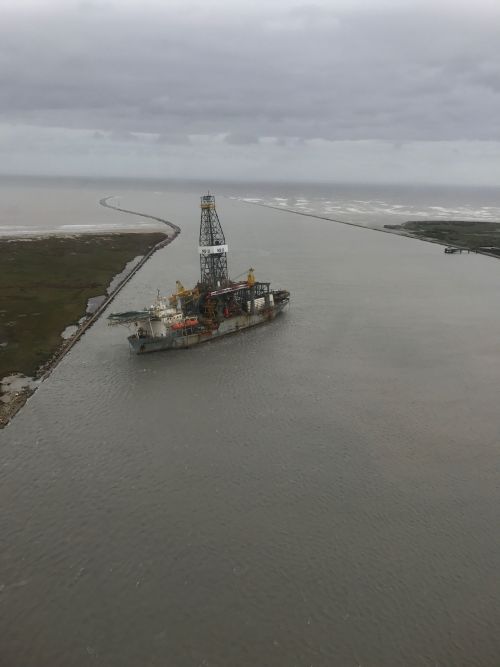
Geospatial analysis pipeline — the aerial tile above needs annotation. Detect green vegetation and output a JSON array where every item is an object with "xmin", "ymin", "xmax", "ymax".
[
  {"xmin": 0, "ymin": 233, "xmax": 165, "ymax": 380},
  {"xmin": 404, "ymin": 220, "xmax": 500, "ymax": 256}
]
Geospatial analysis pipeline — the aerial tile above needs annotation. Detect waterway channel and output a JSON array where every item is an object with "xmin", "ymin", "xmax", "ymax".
[{"xmin": 2, "ymin": 189, "xmax": 500, "ymax": 666}]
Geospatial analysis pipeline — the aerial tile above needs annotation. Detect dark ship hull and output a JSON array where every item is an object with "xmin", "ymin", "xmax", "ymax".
[{"xmin": 128, "ymin": 298, "xmax": 288, "ymax": 354}]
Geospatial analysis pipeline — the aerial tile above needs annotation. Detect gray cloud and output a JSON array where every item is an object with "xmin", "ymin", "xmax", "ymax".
[
  {"xmin": 155, "ymin": 133, "xmax": 190, "ymax": 145},
  {"xmin": 225, "ymin": 133, "xmax": 260, "ymax": 145},
  {"xmin": 107, "ymin": 130, "xmax": 139, "ymax": 143},
  {"xmin": 0, "ymin": 0, "xmax": 499, "ymax": 182},
  {"xmin": 1, "ymin": 1, "xmax": 499, "ymax": 141}
]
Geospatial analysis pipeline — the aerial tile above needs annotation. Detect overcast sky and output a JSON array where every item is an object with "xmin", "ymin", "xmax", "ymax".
[{"xmin": 1, "ymin": 0, "xmax": 500, "ymax": 184}]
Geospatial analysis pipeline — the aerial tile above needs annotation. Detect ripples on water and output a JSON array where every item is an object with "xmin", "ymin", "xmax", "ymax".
[
  {"xmin": 231, "ymin": 183, "xmax": 500, "ymax": 229},
  {"xmin": 2, "ymin": 177, "xmax": 500, "ymax": 235},
  {"xmin": 1, "ymin": 181, "xmax": 500, "ymax": 666},
  {"xmin": 239, "ymin": 196, "xmax": 500, "ymax": 225}
]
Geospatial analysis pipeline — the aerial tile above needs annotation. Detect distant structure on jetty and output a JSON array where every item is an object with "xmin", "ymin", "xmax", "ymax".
[{"xmin": 444, "ymin": 246, "xmax": 470, "ymax": 254}]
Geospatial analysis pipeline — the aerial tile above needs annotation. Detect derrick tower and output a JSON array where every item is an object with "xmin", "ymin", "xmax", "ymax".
[{"xmin": 198, "ymin": 194, "xmax": 229, "ymax": 288}]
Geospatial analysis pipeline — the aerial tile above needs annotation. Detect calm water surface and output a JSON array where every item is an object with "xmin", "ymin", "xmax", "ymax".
[{"xmin": 1, "ymin": 185, "xmax": 500, "ymax": 666}]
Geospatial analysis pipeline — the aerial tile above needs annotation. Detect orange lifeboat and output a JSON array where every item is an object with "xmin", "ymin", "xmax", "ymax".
[{"xmin": 171, "ymin": 318, "xmax": 198, "ymax": 330}]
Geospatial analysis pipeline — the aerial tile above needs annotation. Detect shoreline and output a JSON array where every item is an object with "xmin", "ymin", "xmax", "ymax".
[
  {"xmin": 42, "ymin": 198, "xmax": 181, "ymax": 377},
  {"xmin": 0, "ymin": 199, "xmax": 181, "ymax": 429},
  {"xmin": 241, "ymin": 199, "xmax": 500, "ymax": 259},
  {"xmin": 4, "ymin": 198, "xmax": 497, "ymax": 429}
]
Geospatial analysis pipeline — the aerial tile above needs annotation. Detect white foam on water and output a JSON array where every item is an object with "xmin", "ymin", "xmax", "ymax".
[
  {"xmin": 59, "ymin": 224, "xmax": 121, "ymax": 230},
  {"xmin": 0, "ymin": 222, "xmax": 163, "ymax": 237},
  {"xmin": 0, "ymin": 229, "xmax": 49, "ymax": 237},
  {"xmin": 387, "ymin": 207, "xmax": 415, "ymax": 214}
]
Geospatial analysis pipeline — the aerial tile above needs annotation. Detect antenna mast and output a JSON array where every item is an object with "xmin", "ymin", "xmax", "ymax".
[{"xmin": 198, "ymin": 194, "xmax": 229, "ymax": 288}]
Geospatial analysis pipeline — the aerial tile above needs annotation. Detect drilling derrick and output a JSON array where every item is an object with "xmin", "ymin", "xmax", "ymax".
[
  {"xmin": 198, "ymin": 194, "xmax": 229, "ymax": 289},
  {"xmin": 108, "ymin": 191, "xmax": 290, "ymax": 354}
]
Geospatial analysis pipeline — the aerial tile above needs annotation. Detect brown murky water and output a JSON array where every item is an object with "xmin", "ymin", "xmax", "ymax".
[{"xmin": 1, "ymin": 182, "xmax": 500, "ymax": 666}]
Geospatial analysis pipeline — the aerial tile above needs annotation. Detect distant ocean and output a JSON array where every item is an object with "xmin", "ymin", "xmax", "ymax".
[
  {"xmin": 225, "ymin": 181, "xmax": 500, "ymax": 229},
  {"xmin": 1, "ymin": 175, "xmax": 500, "ymax": 235}
]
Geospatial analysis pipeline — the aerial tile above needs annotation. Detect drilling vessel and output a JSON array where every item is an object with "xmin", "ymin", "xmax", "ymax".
[{"xmin": 108, "ymin": 194, "xmax": 290, "ymax": 353}]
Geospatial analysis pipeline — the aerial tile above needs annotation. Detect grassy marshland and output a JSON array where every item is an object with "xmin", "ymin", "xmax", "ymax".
[
  {"xmin": 402, "ymin": 220, "xmax": 500, "ymax": 256},
  {"xmin": 0, "ymin": 232, "xmax": 166, "ymax": 381}
]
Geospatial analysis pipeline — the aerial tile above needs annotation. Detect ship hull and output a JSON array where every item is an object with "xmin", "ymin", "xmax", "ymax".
[{"xmin": 127, "ymin": 302, "xmax": 287, "ymax": 354}]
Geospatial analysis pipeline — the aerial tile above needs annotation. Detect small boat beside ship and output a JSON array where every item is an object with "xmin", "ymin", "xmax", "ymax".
[{"xmin": 108, "ymin": 194, "xmax": 290, "ymax": 353}]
